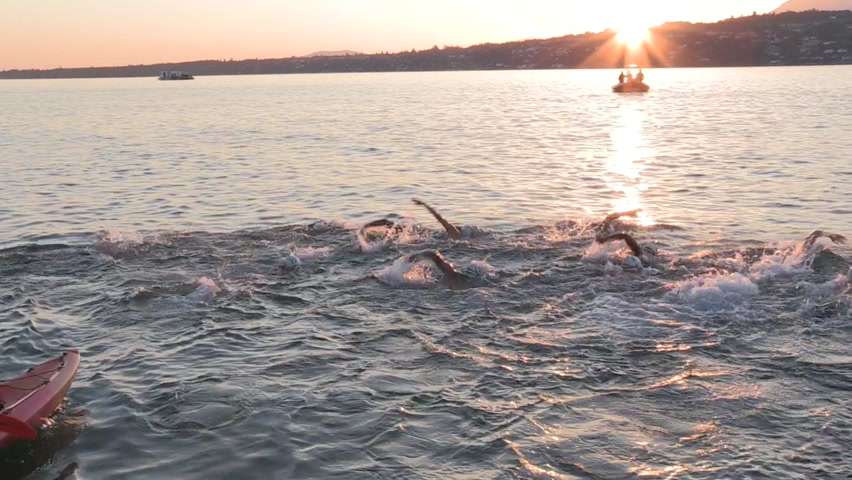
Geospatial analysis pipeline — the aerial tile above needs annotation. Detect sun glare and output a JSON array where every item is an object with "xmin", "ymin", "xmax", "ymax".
[{"xmin": 616, "ymin": 26, "xmax": 650, "ymax": 49}]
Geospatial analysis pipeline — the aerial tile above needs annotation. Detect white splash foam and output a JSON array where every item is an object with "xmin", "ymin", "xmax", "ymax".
[
  {"xmin": 356, "ymin": 225, "xmax": 396, "ymax": 254},
  {"xmin": 95, "ymin": 229, "xmax": 156, "ymax": 257},
  {"xmin": 667, "ymin": 273, "xmax": 758, "ymax": 310},
  {"xmin": 714, "ymin": 252, "xmax": 747, "ymax": 273},
  {"xmin": 803, "ymin": 272, "xmax": 851, "ymax": 298},
  {"xmin": 543, "ymin": 222, "xmax": 586, "ymax": 244},
  {"xmin": 582, "ymin": 240, "xmax": 617, "ymax": 262},
  {"xmin": 748, "ymin": 249, "xmax": 810, "ymax": 281},
  {"xmin": 292, "ymin": 246, "xmax": 334, "ymax": 262},
  {"xmin": 375, "ymin": 255, "xmax": 437, "ymax": 288}
]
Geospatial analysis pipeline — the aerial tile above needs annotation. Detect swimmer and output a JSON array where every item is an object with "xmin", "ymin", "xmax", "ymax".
[
  {"xmin": 801, "ymin": 230, "xmax": 846, "ymax": 251},
  {"xmin": 405, "ymin": 249, "xmax": 486, "ymax": 288},
  {"xmin": 411, "ymin": 198, "xmax": 481, "ymax": 240},
  {"xmin": 359, "ymin": 218, "xmax": 404, "ymax": 236},
  {"xmin": 595, "ymin": 232, "xmax": 658, "ymax": 269},
  {"xmin": 356, "ymin": 218, "xmax": 404, "ymax": 252},
  {"xmin": 595, "ymin": 209, "xmax": 642, "ymax": 240},
  {"xmin": 279, "ymin": 253, "xmax": 302, "ymax": 271},
  {"xmin": 799, "ymin": 230, "xmax": 849, "ymax": 274}
]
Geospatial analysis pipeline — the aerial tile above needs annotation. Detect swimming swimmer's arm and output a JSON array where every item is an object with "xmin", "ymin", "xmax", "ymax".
[
  {"xmin": 412, "ymin": 198, "xmax": 461, "ymax": 240},
  {"xmin": 406, "ymin": 250, "xmax": 463, "ymax": 277},
  {"xmin": 603, "ymin": 209, "xmax": 642, "ymax": 224},
  {"xmin": 596, "ymin": 233, "xmax": 643, "ymax": 257},
  {"xmin": 361, "ymin": 219, "xmax": 396, "ymax": 230},
  {"xmin": 597, "ymin": 209, "xmax": 642, "ymax": 239},
  {"xmin": 802, "ymin": 230, "xmax": 846, "ymax": 251},
  {"xmin": 358, "ymin": 218, "xmax": 396, "ymax": 239},
  {"xmin": 802, "ymin": 230, "xmax": 824, "ymax": 251}
]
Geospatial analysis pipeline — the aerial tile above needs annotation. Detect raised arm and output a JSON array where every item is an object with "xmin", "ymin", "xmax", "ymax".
[
  {"xmin": 596, "ymin": 232, "xmax": 643, "ymax": 257},
  {"xmin": 802, "ymin": 230, "xmax": 847, "ymax": 251},
  {"xmin": 412, "ymin": 198, "xmax": 461, "ymax": 240},
  {"xmin": 596, "ymin": 209, "xmax": 642, "ymax": 240},
  {"xmin": 406, "ymin": 250, "xmax": 462, "ymax": 277}
]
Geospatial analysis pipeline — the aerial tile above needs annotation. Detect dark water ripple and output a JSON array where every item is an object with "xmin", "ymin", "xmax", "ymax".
[
  {"xmin": 2, "ymin": 68, "xmax": 852, "ymax": 478},
  {"xmin": 0, "ymin": 220, "xmax": 849, "ymax": 479}
]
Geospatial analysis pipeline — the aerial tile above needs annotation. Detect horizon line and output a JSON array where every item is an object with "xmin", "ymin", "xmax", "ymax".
[{"xmin": 0, "ymin": 10, "xmax": 788, "ymax": 73}]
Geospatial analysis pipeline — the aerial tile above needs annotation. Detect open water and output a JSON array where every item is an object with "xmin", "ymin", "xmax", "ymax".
[{"xmin": 1, "ymin": 67, "xmax": 851, "ymax": 479}]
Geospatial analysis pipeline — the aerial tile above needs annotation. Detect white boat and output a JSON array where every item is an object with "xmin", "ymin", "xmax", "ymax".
[{"xmin": 158, "ymin": 70, "xmax": 194, "ymax": 81}]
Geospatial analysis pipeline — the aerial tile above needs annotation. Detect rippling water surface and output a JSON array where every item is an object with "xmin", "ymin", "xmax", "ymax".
[{"xmin": 1, "ymin": 68, "xmax": 851, "ymax": 479}]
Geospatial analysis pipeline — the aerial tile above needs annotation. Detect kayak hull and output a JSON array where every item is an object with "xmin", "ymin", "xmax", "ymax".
[{"xmin": 0, "ymin": 350, "xmax": 80, "ymax": 449}]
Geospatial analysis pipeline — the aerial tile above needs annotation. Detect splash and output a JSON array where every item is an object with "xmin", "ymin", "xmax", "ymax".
[
  {"xmin": 582, "ymin": 239, "xmax": 617, "ymax": 262},
  {"xmin": 94, "ymin": 230, "xmax": 157, "ymax": 258},
  {"xmin": 184, "ymin": 277, "xmax": 221, "ymax": 304},
  {"xmin": 374, "ymin": 255, "xmax": 437, "ymax": 288},
  {"xmin": 542, "ymin": 219, "xmax": 589, "ymax": 244},
  {"xmin": 667, "ymin": 272, "xmax": 758, "ymax": 310},
  {"xmin": 356, "ymin": 224, "xmax": 396, "ymax": 254},
  {"xmin": 291, "ymin": 245, "xmax": 335, "ymax": 262},
  {"xmin": 748, "ymin": 245, "xmax": 810, "ymax": 281}
]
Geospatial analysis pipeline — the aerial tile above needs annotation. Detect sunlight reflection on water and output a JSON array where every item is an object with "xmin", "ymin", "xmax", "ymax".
[{"xmin": 607, "ymin": 105, "xmax": 656, "ymax": 226}]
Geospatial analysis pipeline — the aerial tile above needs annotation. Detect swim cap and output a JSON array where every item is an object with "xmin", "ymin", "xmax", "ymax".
[
  {"xmin": 460, "ymin": 225, "xmax": 477, "ymax": 238},
  {"xmin": 280, "ymin": 254, "xmax": 302, "ymax": 270},
  {"xmin": 464, "ymin": 263, "xmax": 488, "ymax": 279},
  {"xmin": 623, "ymin": 255, "xmax": 643, "ymax": 269}
]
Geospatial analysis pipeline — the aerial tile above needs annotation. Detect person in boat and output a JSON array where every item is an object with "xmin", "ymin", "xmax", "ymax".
[
  {"xmin": 627, "ymin": 71, "xmax": 634, "ymax": 82},
  {"xmin": 595, "ymin": 232, "xmax": 658, "ymax": 269},
  {"xmin": 405, "ymin": 249, "xmax": 486, "ymax": 288},
  {"xmin": 618, "ymin": 71, "xmax": 625, "ymax": 84},
  {"xmin": 636, "ymin": 69, "xmax": 645, "ymax": 83},
  {"xmin": 411, "ymin": 198, "xmax": 481, "ymax": 240}
]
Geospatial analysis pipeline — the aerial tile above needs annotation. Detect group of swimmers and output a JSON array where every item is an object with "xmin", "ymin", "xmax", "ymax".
[{"xmin": 284, "ymin": 199, "xmax": 851, "ymax": 293}]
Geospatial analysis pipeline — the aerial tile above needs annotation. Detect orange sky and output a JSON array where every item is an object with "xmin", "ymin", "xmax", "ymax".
[{"xmin": 0, "ymin": 0, "xmax": 784, "ymax": 70}]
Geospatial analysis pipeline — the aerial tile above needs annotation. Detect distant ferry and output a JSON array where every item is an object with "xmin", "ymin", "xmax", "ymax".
[{"xmin": 158, "ymin": 70, "xmax": 194, "ymax": 81}]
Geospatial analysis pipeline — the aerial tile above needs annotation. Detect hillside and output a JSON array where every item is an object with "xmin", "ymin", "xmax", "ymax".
[
  {"xmin": 774, "ymin": 0, "xmax": 852, "ymax": 12},
  {"xmin": 305, "ymin": 50, "xmax": 362, "ymax": 57},
  {"xmin": 2, "ymin": 10, "xmax": 851, "ymax": 79}
]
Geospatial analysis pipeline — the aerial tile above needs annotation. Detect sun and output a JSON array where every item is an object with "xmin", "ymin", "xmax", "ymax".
[{"xmin": 616, "ymin": 25, "xmax": 650, "ymax": 49}]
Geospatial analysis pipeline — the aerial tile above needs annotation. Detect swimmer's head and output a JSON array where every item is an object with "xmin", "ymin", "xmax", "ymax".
[
  {"xmin": 642, "ymin": 244, "xmax": 658, "ymax": 257},
  {"xmin": 280, "ymin": 254, "xmax": 301, "ymax": 271},
  {"xmin": 463, "ymin": 263, "xmax": 488, "ymax": 279},
  {"xmin": 460, "ymin": 225, "xmax": 478, "ymax": 238},
  {"xmin": 623, "ymin": 255, "xmax": 643, "ymax": 270}
]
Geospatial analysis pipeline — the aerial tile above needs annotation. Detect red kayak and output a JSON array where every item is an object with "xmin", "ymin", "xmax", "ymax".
[{"xmin": 0, "ymin": 350, "xmax": 80, "ymax": 449}]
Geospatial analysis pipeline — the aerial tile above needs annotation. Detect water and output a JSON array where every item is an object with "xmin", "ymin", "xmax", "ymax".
[{"xmin": 0, "ymin": 67, "xmax": 850, "ymax": 479}]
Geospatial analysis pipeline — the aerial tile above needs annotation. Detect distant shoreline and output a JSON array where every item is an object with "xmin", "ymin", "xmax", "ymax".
[
  {"xmin": 3, "ymin": 63, "xmax": 851, "ymax": 82},
  {"xmin": 2, "ymin": 10, "xmax": 850, "ymax": 80}
]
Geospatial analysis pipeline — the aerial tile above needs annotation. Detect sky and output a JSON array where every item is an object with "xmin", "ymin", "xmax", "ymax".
[{"xmin": 0, "ymin": 0, "xmax": 784, "ymax": 70}]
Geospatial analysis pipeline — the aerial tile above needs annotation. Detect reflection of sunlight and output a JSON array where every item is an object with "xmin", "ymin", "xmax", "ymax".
[
  {"xmin": 605, "ymin": 107, "xmax": 655, "ymax": 226},
  {"xmin": 629, "ymin": 464, "xmax": 689, "ymax": 478}
]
